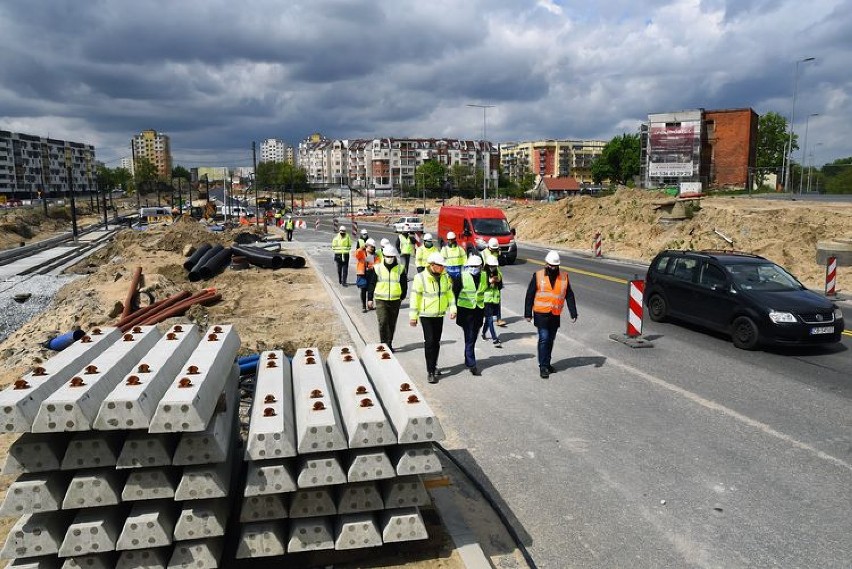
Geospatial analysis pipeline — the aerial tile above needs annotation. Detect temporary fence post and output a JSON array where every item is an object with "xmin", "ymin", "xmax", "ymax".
[{"xmin": 825, "ymin": 256, "xmax": 837, "ymax": 297}]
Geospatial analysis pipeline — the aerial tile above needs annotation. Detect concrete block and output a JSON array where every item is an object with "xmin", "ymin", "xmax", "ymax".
[
  {"xmin": 116, "ymin": 433, "xmax": 177, "ymax": 470},
  {"xmin": 173, "ymin": 499, "xmax": 229, "ymax": 541},
  {"xmin": 381, "ymin": 507, "xmax": 429, "ymax": 543},
  {"xmin": 286, "ymin": 517, "xmax": 334, "ymax": 553},
  {"xmin": 172, "ymin": 374, "xmax": 237, "ymax": 466},
  {"xmin": 296, "ymin": 452, "xmax": 346, "ymax": 488},
  {"xmin": 61, "ymin": 432, "xmax": 125, "ymax": 470},
  {"xmin": 381, "ymin": 475, "xmax": 431, "ymax": 508},
  {"xmin": 235, "ymin": 522, "xmax": 287, "ymax": 559},
  {"xmin": 58, "ymin": 507, "xmax": 124, "ymax": 557},
  {"xmin": 116, "ymin": 501, "xmax": 177, "ymax": 551},
  {"xmin": 292, "ymin": 348, "xmax": 346, "ymax": 454},
  {"xmin": 243, "ymin": 460, "xmax": 296, "ymax": 496},
  {"xmin": 1, "ymin": 512, "xmax": 70, "ymax": 559},
  {"xmin": 238, "ymin": 494, "xmax": 288, "ymax": 523},
  {"xmin": 393, "ymin": 443, "xmax": 442, "ymax": 476},
  {"xmin": 334, "ymin": 512, "xmax": 382, "ymax": 550},
  {"xmin": 166, "ymin": 539, "xmax": 222, "ymax": 569},
  {"xmin": 115, "ymin": 547, "xmax": 169, "ymax": 569},
  {"xmin": 245, "ymin": 350, "xmax": 296, "ymax": 461},
  {"xmin": 60, "ymin": 553, "xmax": 117, "ymax": 569},
  {"xmin": 0, "ymin": 327, "xmax": 121, "ymax": 433},
  {"xmin": 63, "ymin": 469, "xmax": 127, "ymax": 509},
  {"xmin": 288, "ymin": 488, "xmax": 336, "ymax": 519},
  {"xmin": 0, "ymin": 472, "xmax": 69, "ymax": 516},
  {"xmin": 346, "ymin": 448, "xmax": 395, "ymax": 482},
  {"xmin": 336, "ymin": 481, "xmax": 384, "ymax": 514},
  {"xmin": 32, "ymin": 327, "xmax": 162, "ymax": 433},
  {"xmin": 149, "ymin": 326, "xmax": 240, "ymax": 433},
  {"xmin": 174, "ymin": 456, "xmax": 233, "ymax": 501},
  {"xmin": 3, "ymin": 432, "xmax": 70, "ymax": 476},
  {"xmin": 326, "ymin": 346, "xmax": 395, "ymax": 448},
  {"xmin": 8, "ymin": 557, "xmax": 61, "ymax": 569},
  {"xmin": 95, "ymin": 325, "xmax": 202, "ymax": 431},
  {"xmin": 361, "ymin": 344, "xmax": 445, "ymax": 444},
  {"xmin": 121, "ymin": 467, "xmax": 179, "ymax": 502}
]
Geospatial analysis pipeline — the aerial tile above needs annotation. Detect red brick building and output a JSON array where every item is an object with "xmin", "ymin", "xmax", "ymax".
[{"xmin": 702, "ymin": 108, "xmax": 758, "ymax": 188}]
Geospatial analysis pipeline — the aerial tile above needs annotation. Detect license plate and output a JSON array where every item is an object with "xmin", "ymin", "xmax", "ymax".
[{"xmin": 810, "ymin": 326, "xmax": 834, "ymax": 335}]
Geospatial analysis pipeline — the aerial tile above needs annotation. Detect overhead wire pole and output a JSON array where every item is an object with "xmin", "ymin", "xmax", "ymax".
[
  {"xmin": 467, "ymin": 104, "xmax": 494, "ymax": 202},
  {"xmin": 783, "ymin": 56, "xmax": 815, "ymax": 193},
  {"xmin": 798, "ymin": 113, "xmax": 818, "ymax": 194},
  {"xmin": 252, "ymin": 141, "xmax": 259, "ymax": 227}
]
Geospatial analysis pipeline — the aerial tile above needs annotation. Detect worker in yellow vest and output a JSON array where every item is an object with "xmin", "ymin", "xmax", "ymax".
[
  {"xmin": 453, "ymin": 255, "xmax": 488, "ymax": 376},
  {"xmin": 395, "ymin": 231, "xmax": 416, "ymax": 280},
  {"xmin": 371, "ymin": 245, "xmax": 408, "ymax": 351},
  {"xmin": 332, "ymin": 225, "xmax": 352, "ymax": 286},
  {"xmin": 410, "ymin": 252, "xmax": 456, "ymax": 384},
  {"xmin": 440, "ymin": 231, "xmax": 467, "ymax": 286},
  {"xmin": 284, "ymin": 215, "xmax": 295, "ymax": 241},
  {"xmin": 480, "ymin": 238, "xmax": 507, "ymax": 327},
  {"xmin": 415, "ymin": 233, "xmax": 439, "ymax": 273},
  {"xmin": 481, "ymin": 256, "xmax": 504, "ymax": 347},
  {"xmin": 524, "ymin": 250, "xmax": 578, "ymax": 378}
]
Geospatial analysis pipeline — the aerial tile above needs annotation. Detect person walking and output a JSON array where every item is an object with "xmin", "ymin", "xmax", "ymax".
[
  {"xmin": 332, "ymin": 225, "xmax": 352, "ymax": 286},
  {"xmin": 354, "ymin": 238, "xmax": 378, "ymax": 312},
  {"xmin": 284, "ymin": 215, "xmax": 295, "ymax": 241},
  {"xmin": 415, "ymin": 233, "xmax": 439, "ymax": 273},
  {"xmin": 453, "ymin": 255, "xmax": 487, "ymax": 376},
  {"xmin": 524, "ymin": 250, "xmax": 578, "ymax": 379},
  {"xmin": 481, "ymin": 256, "xmax": 503, "ymax": 347},
  {"xmin": 481, "ymin": 238, "xmax": 507, "ymax": 327},
  {"xmin": 357, "ymin": 228, "xmax": 369, "ymax": 249},
  {"xmin": 409, "ymin": 253, "xmax": 457, "ymax": 384},
  {"xmin": 395, "ymin": 231, "xmax": 416, "ymax": 279},
  {"xmin": 371, "ymin": 245, "xmax": 408, "ymax": 352},
  {"xmin": 440, "ymin": 232, "xmax": 467, "ymax": 289}
]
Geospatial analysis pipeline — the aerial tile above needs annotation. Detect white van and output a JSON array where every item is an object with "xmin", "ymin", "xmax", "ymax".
[
  {"xmin": 314, "ymin": 198, "xmax": 336, "ymax": 208},
  {"xmin": 138, "ymin": 207, "xmax": 172, "ymax": 226},
  {"xmin": 218, "ymin": 205, "xmax": 251, "ymax": 218}
]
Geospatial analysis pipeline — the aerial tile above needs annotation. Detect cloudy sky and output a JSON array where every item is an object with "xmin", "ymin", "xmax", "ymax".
[{"xmin": 1, "ymin": 0, "xmax": 850, "ymax": 170}]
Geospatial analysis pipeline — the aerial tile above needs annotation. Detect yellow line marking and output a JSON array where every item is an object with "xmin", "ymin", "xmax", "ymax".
[
  {"xmin": 524, "ymin": 257, "xmax": 628, "ymax": 284},
  {"xmin": 842, "ymin": 330, "xmax": 852, "ymax": 337}
]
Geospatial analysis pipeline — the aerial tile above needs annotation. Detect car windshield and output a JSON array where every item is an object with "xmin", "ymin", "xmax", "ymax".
[
  {"xmin": 472, "ymin": 218, "xmax": 511, "ymax": 236},
  {"xmin": 725, "ymin": 262, "xmax": 803, "ymax": 292}
]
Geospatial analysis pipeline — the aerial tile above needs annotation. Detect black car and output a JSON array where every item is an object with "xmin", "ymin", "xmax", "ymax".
[{"xmin": 645, "ymin": 250, "xmax": 845, "ymax": 350}]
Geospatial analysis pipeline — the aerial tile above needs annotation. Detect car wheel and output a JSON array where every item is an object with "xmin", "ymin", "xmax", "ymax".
[
  {"xmin": 647, "ymin": 294, "xmax": 668, "ymax": 322},
  {"xmin": 731, "ymin": 316, "xmax": 760, "ymax": 350}
]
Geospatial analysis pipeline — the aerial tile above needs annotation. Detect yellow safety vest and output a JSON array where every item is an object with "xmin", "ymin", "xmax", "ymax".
[
  {"xmin": 483, "ymin": 267, "xmax": 502, "ymax": 304},
  {"xmin": 374, "ymin": 263, "xmax": 403, "ymax": 301},
  {"xmin": 332, "ymin": 234, "xmax": 352, "ymax": 254},
  {"xmin": 441, "ymin": 244, "xmax": 467, "ymax": 267},
  {"xmin": 409, "ymin": 271, "xmax": 456, "ymax": 320},
  {"xmin": 415, "ymin": 245, "xmax": 439, "ymax": 268},
  {"xmin": 481, "ymin": 248, "xmax": 500, "ymax": 264},
  {"xmin": 457, "ymin": 271, "xmax": 487, "ymax": 309},
  {"xmin": 284, "ymin": 219, "xmax": 294, "ymax": 230},
  {"xmin": 399, "ymin": 236, "xmax": 414, "ymax": 256}
]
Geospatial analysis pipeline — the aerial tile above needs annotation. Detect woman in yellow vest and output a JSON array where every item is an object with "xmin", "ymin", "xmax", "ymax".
[
  {"xmin": 371, "ymin": 245, "xmax": 408, "ymax": 351},
  {"xmin": 409, "ymin": 252, "xmax": 457, "ymax": 384},
  {"xmin": 481, "ymin": 256, "xmax": 504, "ymax": 347},
  {"xmin": 524, "ymin": 250, "xmax": 578, "ymax": 378},
  {"xmin": 453, "ymin": 255, "xmax": 488, "ymax": 376}
]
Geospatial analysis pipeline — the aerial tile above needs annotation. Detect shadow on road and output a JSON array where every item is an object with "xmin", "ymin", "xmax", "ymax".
[{"xmin": 554, "ymin": 355, "xmax": 606, "ymax": 370}]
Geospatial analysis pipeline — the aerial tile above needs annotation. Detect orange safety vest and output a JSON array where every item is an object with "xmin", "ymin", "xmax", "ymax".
[
  {"xmin": 532, "ymin": 269, "xmax": 568, "ymax": 315},
  {"xmin": 355, "ymin": 247, "xmax": 377, "ymax": 275}
]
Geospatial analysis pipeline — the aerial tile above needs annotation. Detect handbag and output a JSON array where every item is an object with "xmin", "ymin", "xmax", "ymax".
[{"xmin": 356, "ymin": 275, "xmax": 368, "ymax": 289}]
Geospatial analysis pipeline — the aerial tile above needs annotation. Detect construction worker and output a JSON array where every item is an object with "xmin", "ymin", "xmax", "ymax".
[
  {"xmin": 395, "ymin": 231, "xmax": 416, "ymax": 279},
  {"xmin": 354, "ymin": 238, "xmax": 378, "ymax": 312},
  {"xmin": 332, "ymin": 225, "xmax": 352, "ymax": 286},
  {"xmin": 481, "ymin": 256, "xmax": 503, "ymax": 347},
  {"xmin": 440, "ymin": 231, "xmax": 467, "ymax": 287},
  {"xmin": 415, "ymin": 233, "xmax": 439, "ymax": 273},
  {"xmin": 481, "ymin": 238, "xmax": 507, "ymax": 327},
  {"xmin": 453, "ymin": 255, "xmax": 487, "ymax": 376},
  {"xmin": 371, "ymin": 245, "xmax": 408, "ymax": 351},
  {"xmin": 409, "ymin": 252, "xmax": 457, "ymax": 384},
  {"xmin": 357, "ymin": 228, "xmax": 369, "ymax": 249},
  {"xmin": 274, "ymin": 210, "xmax": 282, "ymax": 227},
  {"xmin": 284, "ymin": 215, "xmax": 295, "ymax": 241},
  {"xmin": 524, "ymin": 250, "xmax": 578, "ymax": 379}
]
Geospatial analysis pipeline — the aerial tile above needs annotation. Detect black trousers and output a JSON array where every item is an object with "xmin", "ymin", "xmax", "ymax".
[
  {"xmin": 420, "ymin": 317, "xmax": 444, "ymax": 374},
  {"xmin": 376, "ymin": 299, "xmax": 401, "ymax": 348},
  {"xmin": 335, "ymin": 254, "xmax": 349, "ymax": 284},
  {"xmin": 286, "ymin": 229, "xmax": 293, "ymax": 241},
  {"xmin": 400, "ymin": 254, "xmax": 411, "ymax": 278}
]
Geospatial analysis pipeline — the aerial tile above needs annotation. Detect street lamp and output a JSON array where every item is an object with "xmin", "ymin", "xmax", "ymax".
[
  {"xmin": 467, "ymin": 103, "xmax": 495, "ymax": 202},
  {"xmin": 798, "ymin": 113, "xmax": 818, "ymax": 194},
  {"xmin": 783, "ymin": 56, "xmax": 816, "ymax": 191},
  {"xmin": 807, "ymin": 142, "xmax": 823, "ymax": 193}
]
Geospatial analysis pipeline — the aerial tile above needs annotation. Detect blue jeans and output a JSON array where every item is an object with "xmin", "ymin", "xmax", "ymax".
[
  {"xmin": 536, "ymin": 324, "xmax": 558, "ymax": 368},
  {"xmin": 482, "ymin": 304, "xmax": 499, "ymax": 340}
]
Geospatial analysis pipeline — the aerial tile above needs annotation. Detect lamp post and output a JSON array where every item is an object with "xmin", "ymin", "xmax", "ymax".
[
  {"xmin": 798, "ymin": 113, "xmax": 818, "ymax": 194},
  {"xmin": 467, "ymin": 103, "xmax": 495, "ymax": 202},
  {"xmin": 783, "ymin": 56, "xmax": 815, "ymax": 192},
  {"xmin": 807, "ymin": 142, "xmax": 823, "ymax": 193},
  {"xmin": 64, "ymin": 148, "xmax": 79, "ymax": 240}
]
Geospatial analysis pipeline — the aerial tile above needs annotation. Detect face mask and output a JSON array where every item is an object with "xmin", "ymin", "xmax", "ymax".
[
  {"xmin": 448, "ymin": 241, "xmax": 456, "ymax": 247},
  {"xmin": 424, "ymin": 241, "xmax": 433, "ymax": 247},
  {"xmin": 384, "ymin": 258, "xmax": 395, "ymax": 266},
  {"xmin": 468, "ymin": 268, "xmax": 481, "ymax": 276},
  {"xmin": 546, "ymin": 265, "xmax": 559, "ymax": 275}
]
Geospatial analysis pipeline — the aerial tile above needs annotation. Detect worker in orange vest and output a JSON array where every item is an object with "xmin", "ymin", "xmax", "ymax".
[{"xmin": 524, "ymin": 250, "xmax": 577, "ymax": 379}]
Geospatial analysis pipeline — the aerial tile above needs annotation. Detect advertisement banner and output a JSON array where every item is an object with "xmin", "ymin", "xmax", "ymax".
[{"xmin": 649, "ymin": 125, "xmax": 696, "ymax": 177}]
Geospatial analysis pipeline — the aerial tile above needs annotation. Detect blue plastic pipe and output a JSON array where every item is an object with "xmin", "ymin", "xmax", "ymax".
[
  {"xmin": 237, "ymin": 354, "xmax": 260, "ymax": 365},
  {"xmin": 46, "ymin": 329, "xmax": 86, "ymax": 351},
  {"xmin": 239, "ymin": 360, "xmax": 259, "ymax": 376}
]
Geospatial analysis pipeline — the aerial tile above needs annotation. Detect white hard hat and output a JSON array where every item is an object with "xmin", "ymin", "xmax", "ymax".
[
  {"xmin": 427, "ymin": 252, "xmax": 445, "ymax": 266},
  {"xmin": 339, "ymin": 225, "xmax": 347, "ymax": 232},
  {"xmin": 423, "ymin": 233, "xmax": 433, "ymax": 241},
  {"xmin": 486, "ymin": 256, "xmax": 499, "ymax": 267},
  {"xmin": 360, "ymin": 229, "xmax": 368, "ymax": 235},
  {"xmin": 465, "ymin": 255, "xmax": 482, "ymax": 267},
  {"xmin": 488, "ymin": 238, "xmax": 499, "ymax": 249},
  {"xmin": 380, "ymin": 238, "xmax": 390, "ymax": 247},
  {"xmin": 446, "ymin": 231, "xmax": 456, "ymax": 240},
  {"xmin": 545, "ymin": 250, "xmax": 561, "ymax": 265},
  {"xmin": 365, "ymin": 238, "xmax": 376, "ymax": 246},
  {"xmin": 382, "ymin": 245, "xmax": 398, "ymax": 257}
]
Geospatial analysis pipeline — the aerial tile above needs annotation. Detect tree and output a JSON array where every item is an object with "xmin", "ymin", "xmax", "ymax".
[
  {"xmin": 415, "ymin": 160, "xmax": 447, "ymax": 193},
  {"xmin": 823, "ymin": 157, "xmax": 852, "ymax": 194},
  {"xmin": 134, "ymin": 157, "xmax": 158, "ymax": 193},
  {"xmin": 591, "ymin": 133, "xmax": 640, "ymax": 186},
  {"xmin": 756, "ymin": 111, "xmax": 796, "ymax": 186},
  {"xmin": 171, "ymin": 165, "xmax": 191, "ymax": 181},
  {"xmin": 450, "ymin": 164, "xmax": 476, "ymax": 195}
]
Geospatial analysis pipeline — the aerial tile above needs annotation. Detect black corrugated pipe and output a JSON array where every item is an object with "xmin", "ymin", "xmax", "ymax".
[
  {"xmin": 285, "ymin": 255, "xmax": 306, "ymax": 269},
  {"xmin": 231, "ymin": 245, "xmax": 284, "ymax": 269},
  {"xmin": 183, "ymin": 243, "xmax": 213, "ymax": 270},
  {"xmin": 197, "ymin": 247, "xmax": 233, "ymax": 280},
  {"xmin": 188, "ymin": 244, "xmax": 224, "ymax": 281}
]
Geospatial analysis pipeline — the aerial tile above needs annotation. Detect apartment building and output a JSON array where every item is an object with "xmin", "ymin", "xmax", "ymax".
[
  {"xmin": 0, "ymin": 130, "xmax": 96, "ymax": 200},
  {"xmin": 259, "ymin": 138, "xmax": 295, "ymax": 164},
  {"xmin": 499, "ymin": 139, "xmax": 606, "ymax": 185},
  {"xmin": 120, "ymin": 156, "xmax": 134, "ymax": 175},
  {"xmin": 131, "ymin": 129, "xmax": 172, "ymax": 179}
]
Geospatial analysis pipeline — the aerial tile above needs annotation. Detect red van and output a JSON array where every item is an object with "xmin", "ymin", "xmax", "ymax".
[{"xmin": 437, "ymin": 206, "xmax": 517, "ymax": 264}]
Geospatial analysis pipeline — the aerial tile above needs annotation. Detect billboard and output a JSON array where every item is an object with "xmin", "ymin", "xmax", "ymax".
[{"xmin": 649, "ymin": 123, "xmax": 698, "ymax": 177}]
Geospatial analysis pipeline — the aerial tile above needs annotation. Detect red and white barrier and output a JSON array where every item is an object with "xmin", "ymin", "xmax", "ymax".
[
  {"xmin": 314, "ymin": 218, "xmax": 320, "ymax": 231},
  {"xmin": 594, "ymin": 232, "xmax": 602, "ymax": 258},
  {"xmin": 825, "ymin": 256, "xmax": 837, "ymax": 297},
  {"xmin": 296, "ymin": 220, "xmax": 307, "ymax": 229},
  {"xmin": 351, "ymin": 219, "xmax": 359, "ymax": 239},
  {"xmin": 626, "ymin": 279, "xmax": 644, "ymax": 337}
]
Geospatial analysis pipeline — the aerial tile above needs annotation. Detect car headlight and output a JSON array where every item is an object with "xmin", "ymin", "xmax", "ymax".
[
  {"xmin": 834, "ymin": 307, "xmax": 844, "ymax": 320},
  {"xmin": 768, "ymin": 310, "xmax": 797, "ymax": 324}
]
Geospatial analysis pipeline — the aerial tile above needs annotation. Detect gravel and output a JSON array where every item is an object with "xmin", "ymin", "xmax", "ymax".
[{"xmin": 0, "ymin": 274, "xmax": 81, "ymax": 344}]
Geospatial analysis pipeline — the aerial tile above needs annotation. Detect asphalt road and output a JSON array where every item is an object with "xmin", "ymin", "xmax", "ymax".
[{"xmin": 298, "ymin": 218, "xmax": 852, "ymax": 569}]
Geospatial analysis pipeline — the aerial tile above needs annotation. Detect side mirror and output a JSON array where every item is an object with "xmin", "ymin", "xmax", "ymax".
[
  {"xmin": 510, "ymin": 227, "xmax": 516, "ymax": 236},
  {"xmin": 463, "ymin": 229, "xmax": 471, "ymax": 237}
]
